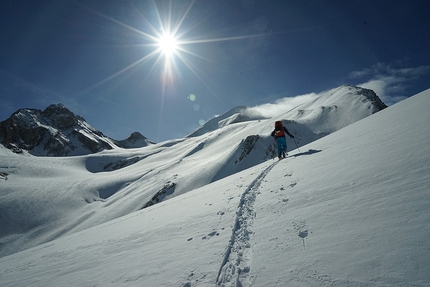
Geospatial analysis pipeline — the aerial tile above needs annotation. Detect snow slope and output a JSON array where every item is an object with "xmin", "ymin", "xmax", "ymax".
[
  {"xmin": 0, "ymin": 85, "xmax": 384, "ymax": 259},
  {"xmin": 0, "ymin": 89, "xmax": 428, "ymax": 286}
]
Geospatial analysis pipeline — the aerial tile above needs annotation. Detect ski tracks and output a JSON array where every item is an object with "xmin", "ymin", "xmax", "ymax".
[{"xmin": 216, "ymin": 161, "xmax": 278, "ymax": 287}]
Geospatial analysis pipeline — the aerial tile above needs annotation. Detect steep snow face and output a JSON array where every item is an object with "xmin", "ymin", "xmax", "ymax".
[
  {"xmin": 0, "ymin": 89, "xmax": 428, "ymax": 287},
  {"xmin": 190, "ymin": 85, "xmax": 386, "ymax": 139},
  {"xmin": 282, "ymin": 85, "xmax": 387, "ymax": 135}
]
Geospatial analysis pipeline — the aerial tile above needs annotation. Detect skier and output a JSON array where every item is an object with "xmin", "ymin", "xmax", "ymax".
[{"xmin": 271, "ymin": 120, "xmax": 294, "ymax": 160}]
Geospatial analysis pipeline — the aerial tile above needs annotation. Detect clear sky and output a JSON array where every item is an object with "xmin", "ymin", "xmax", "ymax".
[{"xmin": 1, "ymin": 0, "xmax": 429, "ymax": 142}]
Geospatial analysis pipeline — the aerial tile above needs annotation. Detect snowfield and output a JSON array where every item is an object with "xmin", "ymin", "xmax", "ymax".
[{"xmin": 0, "ymin": 87, "xmax": 429, "ymax": 286}]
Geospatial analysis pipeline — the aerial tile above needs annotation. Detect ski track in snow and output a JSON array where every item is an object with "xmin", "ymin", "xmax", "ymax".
[{"xmin": 216, "ymin": 161, "xmax": 278, "ymax": 287}]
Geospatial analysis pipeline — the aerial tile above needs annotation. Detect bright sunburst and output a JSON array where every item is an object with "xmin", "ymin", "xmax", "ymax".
[
  {"xmin": 80, "ymin": 0, "xmax": 274, "ymax": 95},
  {"xmin": 158, "ymin": 33, "xmax": 179, "ymax": 56}
]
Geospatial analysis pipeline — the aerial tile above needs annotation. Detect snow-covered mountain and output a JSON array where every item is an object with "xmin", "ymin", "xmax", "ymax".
[
  {"xmin": 190, "ymin": 85, "xmax": 386, "ymax": 138},
  {"xmin": 0, "ymin": 85, "xmax": 384, "ymax": 157},
  {"xmin": 0, "ymin": 85, "xmax": 388, "ymax": 260},
  {"xmin": 0, "ymin": 103, "xmax": 153, "ymax": 156},
  {"xmin": 281, "ymin": 85, "xmax": 387, "ymax": 135},
  {"xmin": 0, "ymin": 86, "xmax": 428, "ymax": 286}
]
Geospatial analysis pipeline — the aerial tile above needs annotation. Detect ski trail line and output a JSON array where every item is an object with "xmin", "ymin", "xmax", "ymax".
[{"xmin": 216, "ymin": 161, "xmax": 278, "ymax": 287}]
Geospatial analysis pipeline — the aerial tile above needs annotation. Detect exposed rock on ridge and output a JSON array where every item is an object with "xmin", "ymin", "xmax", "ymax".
[{"xmin": 0, "ymin": 104, "xmax": 152, "ymax": 156}]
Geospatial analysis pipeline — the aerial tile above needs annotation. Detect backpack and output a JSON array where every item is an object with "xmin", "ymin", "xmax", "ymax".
[{"xmin": 274, "ymin": 121, "xmax": 285, "ymax": 137}]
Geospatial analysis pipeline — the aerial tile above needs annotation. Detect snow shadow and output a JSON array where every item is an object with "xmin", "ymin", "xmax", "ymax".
[
  {"xmin": 142, "ymin": 181, "xmax": 176, "ymax": 209},
  {"xmin": 292, "ymin": 149, "xmax": 322, "ymax": 157},
  {"xmin": 98, "ymin": 182, "xmax": 128, "ymax": 199},
  {"xmin": 183, "ymin": 142, "xmax": 205, "ymax": 158},
  {"xmin": 157, "ymin": 138, "xmax": 186, "ymax": 148},
  {"xmin": 85, "ymin": 151, "xmax": 161, "ymax": 173}
]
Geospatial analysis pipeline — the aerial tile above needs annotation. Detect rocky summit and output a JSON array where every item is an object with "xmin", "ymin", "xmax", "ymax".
[{"xmin": 0, "ymin": 103, "xmax": 152, "ymax": 156}]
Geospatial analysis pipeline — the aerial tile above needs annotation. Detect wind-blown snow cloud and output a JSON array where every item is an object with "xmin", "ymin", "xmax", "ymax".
[
  {"xmin": 350, "ymin": 63, "xmax": 430, "ymax": 105},
  {"xmin": 248, "ymin": 93, "xmax": 319, "ymax": 118}
]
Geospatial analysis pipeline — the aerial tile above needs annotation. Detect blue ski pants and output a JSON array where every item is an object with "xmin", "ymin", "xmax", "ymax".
[{"xmin": 276, "ymin": 136, "xmax": 287, "ymax": 157}]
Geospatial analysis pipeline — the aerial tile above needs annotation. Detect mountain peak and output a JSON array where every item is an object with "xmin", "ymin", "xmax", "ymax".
[
  {"xmin": 115, "ymin": 132, "xmax": 154, "ymax": 148},
  {"xmin": 280, "ymin": 85, "xmax": 388, "ymax": 135},
  {"xmin": 189, "ymin": 85, "xmax": 387, "ymax": 138},
  {"xmin": 42, "ymin": 103, "xmax": 75, "ymax": 117},
  {"xmin": 335, "ymin": 85, "xmax": 387, "ymax": 111},
  {"xmin": 0, "ymin": 104, "xmax": 151, "ymax": 156},
  {"xmin": 45, "ymin": 103, "xmax": 67, "ymax": 111}
]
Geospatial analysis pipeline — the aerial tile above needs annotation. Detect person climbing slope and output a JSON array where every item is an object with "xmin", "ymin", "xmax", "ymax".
[{"xmin": 271, "ymin": 120, "xmax": 294, "ymax": 160}]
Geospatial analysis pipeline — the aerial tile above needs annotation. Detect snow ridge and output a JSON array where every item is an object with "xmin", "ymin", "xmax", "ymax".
[{"xmin": 217, "ymin": 161, "xmax": 277, "ymax": 287}]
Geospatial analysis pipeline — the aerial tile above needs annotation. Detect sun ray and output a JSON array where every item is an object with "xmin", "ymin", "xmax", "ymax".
[
  {"xmin": 181, "ymin": 32, "xmax": 284, "ymax": 45},
  {"xmin": 176, "ymin": 44, "xmax": 215, "ymax": 62},
  {"xmin": 171, "ymin": 0, "xmax": 196, "ymax": 37},
  {"xmin": 81, "ymin": 49, "xmax": 160, "ymax": 94},
  {"xmin": 76, "ymin": 3, "xmax": 159, "ymax": 42},
  {"xmin": 173, "ymin": 50, "xmax": 221, "ymax": 99},
  {"xmin": 77, "ymin": 0, "xmax": 283, "ymax": 96}
]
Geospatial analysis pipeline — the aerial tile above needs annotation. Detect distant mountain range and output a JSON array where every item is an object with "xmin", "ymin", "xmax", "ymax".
[{"xmin": 0, "ymin": 85, "xmax": 386, "ymax": 157}]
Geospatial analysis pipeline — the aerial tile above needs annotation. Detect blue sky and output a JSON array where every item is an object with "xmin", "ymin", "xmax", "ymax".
[{"xmin": 1, "ymin": 0, "xmax": 429, "ymax": 142}]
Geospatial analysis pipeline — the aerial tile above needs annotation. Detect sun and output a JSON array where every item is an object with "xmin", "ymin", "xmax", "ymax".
[
  {"xmin": 79, "ymin": 1, "xmax": 275, "ymax": 94},
  {"xmin": 158, "ymin": 33, "xmax": 179, "ymax": 56}
]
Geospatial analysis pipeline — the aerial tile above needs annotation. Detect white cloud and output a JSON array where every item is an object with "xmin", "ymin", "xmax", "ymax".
[
  {"xmin": 350, "ymin": 63, "xmax": 430, "ymax": 105},
  {"xmin": 356, "ymin": 76, "xmax": 408, "ymax": 106},
  {"xmin": 248, "ymin": 93, "xmax": 319, "ymax": 118}
]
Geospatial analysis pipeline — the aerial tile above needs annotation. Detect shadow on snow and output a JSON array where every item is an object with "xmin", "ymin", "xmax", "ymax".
[{"xmin": 292, "ymin": 149, "xmax": 322, "ymax": 157}]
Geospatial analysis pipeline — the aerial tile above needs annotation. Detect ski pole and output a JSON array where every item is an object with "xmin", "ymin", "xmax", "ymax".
[
  {"xmin": 271, "ymin": 140, "xmax": 276, "ymax": 161},
  {"xmin": 293, "ymin": 137, "xmax": 301, "ymax": 152}
]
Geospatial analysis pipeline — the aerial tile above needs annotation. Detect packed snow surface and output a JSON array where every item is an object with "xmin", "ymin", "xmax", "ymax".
[{"xmin": 0, "ymin": 88, "xmax": 429, "ymax": 286}]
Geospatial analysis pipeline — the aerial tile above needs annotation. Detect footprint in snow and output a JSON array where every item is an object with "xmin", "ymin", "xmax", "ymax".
[{"xmin": 202, "ymin": 231, "xmax": 219, "ymax": 240}]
